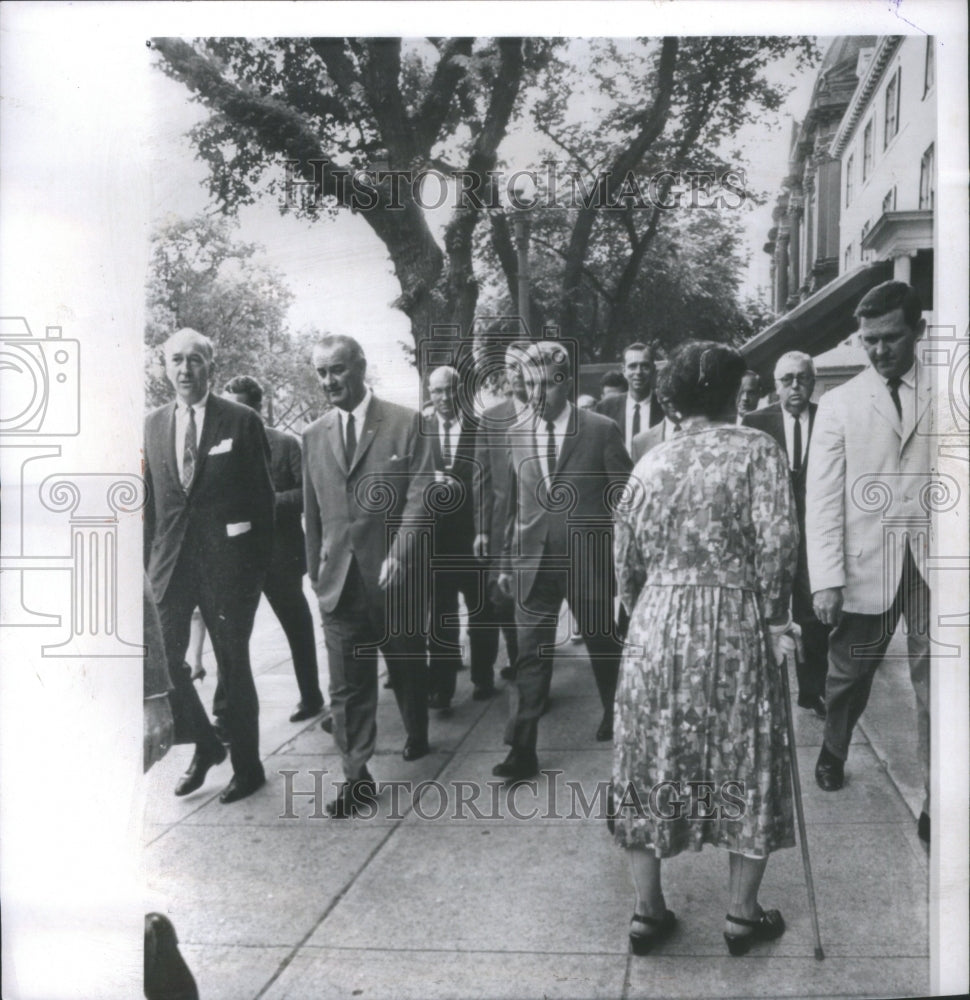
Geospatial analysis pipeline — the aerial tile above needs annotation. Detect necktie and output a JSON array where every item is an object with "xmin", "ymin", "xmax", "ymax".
[
  {"xmin": 792, "ymin": 416, "xmax": 802, "ymax": 472},
  {"xmin": 344, "ymin": 412, "xmax": 357, "ymax": 465},
  {"xmin": 442, "ymin": 419, "xmax": 453, "ymax": 467},
  {"xmin": 545, "ymin": 420, "xmax": 557, "ymax": 478},
  {"xmin": 887, "ymin": 377, "xmax": 903, "ymax": 421},
  {"xmin": 631, "ymin": 402, "xmax": 641, "ymax": 445},
  {"xmin": 181, "ymin": 406, "xmax": 197, "ymax": 491}
]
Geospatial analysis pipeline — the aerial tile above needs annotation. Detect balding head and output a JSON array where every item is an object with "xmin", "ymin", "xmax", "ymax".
[{"xmin": 428, "ymin": 365, "xmax": 459, "ymax": 420}]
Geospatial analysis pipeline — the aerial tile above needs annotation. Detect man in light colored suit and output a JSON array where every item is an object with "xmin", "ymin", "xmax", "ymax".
[
  {"xmin": 806, "ymin": 281, "xmax": 932, "ymax": 842},
  {"xmin": 594, "ymin": 342, "xmax": 664, "ymax": 455},
  {"xmin": 744, "ymin": 352, "xmax": 828, "ymax": 719},
  {"xmin": 630, "ymin": 385, "xmax": 681, "ymax": 463},
  {"xmin": 303, "ymin": 334, "xmax": 432, "ymax": 817},
  {"xmin": 144, "ymin": 328, "xmax": 275, "ymax": 803},
  {"xmin": 494, "ymin": 342, "xmax": 632, "ymax": 780}
]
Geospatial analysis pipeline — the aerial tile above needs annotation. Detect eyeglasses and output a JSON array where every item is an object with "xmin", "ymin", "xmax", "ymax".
[{"xmin": 776, "ymin": 373, "xmax": 814, "ymax": 387}]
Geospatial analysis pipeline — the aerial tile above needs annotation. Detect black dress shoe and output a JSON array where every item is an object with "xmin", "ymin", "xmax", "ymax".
[
  {"xmin": 629, "ymin": 909, "xmax": 677, "ymax": 956},
  {"xmin": 289, "ymin": 702, "xmax": 324, "ymax": 723},
  {"xmin": 917, "ymin": 811, "xmax": 930, "ymax": 844},
  {"xmin": 814, "ymin": 746, "xmax": 845, "ymax": 791},
  {"xmin": 472, "ymin": 684, "xmax": 497, "ymax": 701},
  {"xmin": 320, "ymin": 710, "xmax": 334, "ymax": 735},
  {"xmin": 219, "ymin": 771, "xmax": 266, "ymax": 804},
  {"xmin": 174, "ymin": 743, "xmax": 227, "ymax": 797},
  {"xmin": 499, "ymin": 665, "xmax": 516, "ymax": 682},
  {"xmin": 491, "ymin": 750, "xmax": 539, "ymax": 781},
  {"xmin": 798, "ymin": 694, "xmax": 827, "ymax": 720},
  {"xmin": 595, "ymin": 714, "xmax": 614, "ymax": 742},
  {"xmin": 402, "ymin": 741, "xmax": 430, "ymax": 762},
  {"xmin": 327, "ymin": 775, "xmax": 377, "ymax": 818}
]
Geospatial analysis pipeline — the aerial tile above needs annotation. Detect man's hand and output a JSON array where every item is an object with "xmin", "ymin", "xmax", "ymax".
[
  {"xmin": 812, "ymin": 587, "xmax": 844, "ymax": 627},
  {"xmin": 473, "ymin": 534, "xmax": 489, "ymax": 559},
  {"xmin": 144, "ymin": 695, "xmax": 174, "ymax": 773},
  {"xmin": 496, "ymin": 571, "xmax": 513, "ymax": 600},
  {"xmin": 379, "ymin": 555, "xmax": 401, "ymax": 590}
]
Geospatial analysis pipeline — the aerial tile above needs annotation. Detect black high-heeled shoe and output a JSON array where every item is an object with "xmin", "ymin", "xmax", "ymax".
[
  {"xmin": 629, "ymin": 910, "xmax": 677, "ymax": 956},
  {"xmin": 723, "ymin": 907, "xmax": 785, "ymax": 956}
]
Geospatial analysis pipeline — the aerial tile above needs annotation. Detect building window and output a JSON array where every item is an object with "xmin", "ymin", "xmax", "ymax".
[
  {"xmin": 882, "ymin": 187, "xmax": 896, "ymax": 214},
  {"xmin": 844, "ymin": 243, "xmax": 853, "ymax": 270},
  {"xmin": 861, "ymin": 220, "xmax": 871, "ymax": 243},
  {"xmin": 862, "ymin": 119, "xmax": 874, "ymax": 181},
  {"xmin": 845, "ymin": 155, "xmax": 854, "ymax": 206},
  {"xmin": 919, "ymin": 144, "xmax": 935, "ymax": 210},
  {"xmin": 924, "ymin": 37, "xmax": 935, "ymax": 96},
  {"xmin": 884, "ymin": 68, "xmax": 900, "ymax": 147}
]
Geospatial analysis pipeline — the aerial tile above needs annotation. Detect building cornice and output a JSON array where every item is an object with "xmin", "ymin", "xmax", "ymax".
[{"xmin": 830, "ymin": 36, "xmax": 903, "ymax": 158}]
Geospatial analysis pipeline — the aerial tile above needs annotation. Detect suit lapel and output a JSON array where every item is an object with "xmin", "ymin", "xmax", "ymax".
[
  {"xmin": 163, "ymin": 402, "xmax": 180, "ymax": 488},
  {"xmin": 867, "ymin": 367, "xmax": 902, "ymax": 439},
  {"xmin": 189, "ymin": 396, "xmax": 222, "ymax": 491},
  {"xmin": 902, "ymin": 366, "xmax": 931, "ymax": 450},
  {"xmin": 554, "ymin": 406, "xmax": 579, "ymax": 475},
  {"xmin": 349, "ymin": 396, "xmax": 380, "ymax": 475},
  {"xmin": 325, "ymin": 409, "xmax": 348, "ymax": 476}
]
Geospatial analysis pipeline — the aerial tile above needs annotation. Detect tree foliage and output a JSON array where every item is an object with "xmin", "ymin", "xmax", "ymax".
[{"xmin": 145, "ymin": 214, "xmax": 325, "ymax": 426}]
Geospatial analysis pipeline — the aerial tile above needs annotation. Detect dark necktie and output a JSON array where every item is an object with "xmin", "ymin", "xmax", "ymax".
[
  {"xmin": 631, "ymin": 402, "xmax": 641, "ymax": 440},
  {"xmin": 887, "ymin": 377, "xmax": 903, "ymax": 421},
  {"xmin": 545, "ymin": 420, "xmax": 556, "ymax": 478},
  {"xmin": 442, "ymin": 419, "xmax": 453, "ymax": 467},
  {"xmin": 792, "ymin": 416, "xmax": 802, "ymax": 473},
  {"xmin": 344, "ymin": 412, "xmax": 357, "ymax": 465},
  {"xmin": 181, "ymin": 406, "xmax": 197, "ymax": 491}
]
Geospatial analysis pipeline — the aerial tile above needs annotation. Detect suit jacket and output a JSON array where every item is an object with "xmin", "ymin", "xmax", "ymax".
[
  {"xmin": 144, "ymin": 394, "xmax": 275, "ymax": 603},
  {"xmin": 422, "ymin": 412, "xmax": 479, "ymax": 556},
  {"xmin": 265, "ymin": 425, "xmax": 307, "ymax": 573},
  {"xmin": 743, "ymin": 402, "xmax": 817, "ymax": 517},
  {"xmin": 806, "ymin": 363, "xmax": 933, "ymax": 615},
  {"xmin": 630, "ymin": 420, "xmax": 671, "ymax": 463},
  {"xmin": 303, "ymin": 396, "xmax": 434, "ymax": 614},
  {"xmin": 473, "ymin": 397, "xmax": 522, "ymax": 561},
  {"xmin": 503, "ymin": 405, "xmax": 632, "ymax": 601},
  {"xmin": 594, "ymin": 391, "xmax": 664, "ymax": 451}
]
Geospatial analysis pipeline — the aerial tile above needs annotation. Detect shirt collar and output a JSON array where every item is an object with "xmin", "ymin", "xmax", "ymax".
[
  {"xmin": 538, "ymin": 401, "xmax": 572, "ymax": 433},
  {"xmin": 889, "ymin": 361, "xmax": 917, "ymax": 389},
  {"xmin": 436, "ymin": 411, "xmax": 460, "ymax": 432},
  {"xmin": 342, "ymin": 389, "xmax": 372, "ymax": 426},
  {"xmin": 179, "ymin": 392, "xmax": 208, "ymax": 415},
  {"xmin": 627, "ymin": 392, "xmax": 650, "ymax": 414}
]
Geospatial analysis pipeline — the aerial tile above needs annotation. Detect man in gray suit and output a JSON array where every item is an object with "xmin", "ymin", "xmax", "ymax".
[
  {"xmin": 494, "ymin": 342, "xmax": 632, "ymax": 779},
  {"xmin": 303, "ymin": 334, "xmax": 432, "ymax": 816}
]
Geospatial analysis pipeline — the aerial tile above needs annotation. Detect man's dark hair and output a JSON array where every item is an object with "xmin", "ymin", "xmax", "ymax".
[
  {"xmin": 854, "ymin": 280, "xmax": 923, "ymax": 329},
  {"xmin": 224, "ymin": 374, "xmax": 264, "ymax": 412},
  {"xmin": 658, "ymin": 341, "xmax": 746, "ymax": 420},
  {"xmin": 600, "ymin": 370, "xmax": 629, "ymax": 391},
  {"xmin": 622, "ymin": 342, "xmax": 658, "ymax": 363}
]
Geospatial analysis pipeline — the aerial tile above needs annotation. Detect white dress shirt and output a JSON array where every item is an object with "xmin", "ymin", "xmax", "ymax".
[
  {"xmin": 339, "ymin": 388, "xmax": 372, "ymax": 453},
  {"xmin": 174, "ymin": 393, "xmax": 208, "ymax": 482},
  {"xmin": 781, "ymin": 408, "xmax": 811, "ymax": 470},
  {"xmin": 535, "ymin": 402, "xmax": 572, "ymax": 478},
  {"xmin": 435, "ymin": 412, "xmax": 463, "ymax": 468},
  {"xmin": 885, "ymin": 361, "xmax": 916, "ymax": 431}
]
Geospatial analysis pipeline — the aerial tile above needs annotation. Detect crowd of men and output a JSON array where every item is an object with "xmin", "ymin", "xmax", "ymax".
[{"xmin": 143, "ymin": 279, "xmax": 933, "ymax": 842}]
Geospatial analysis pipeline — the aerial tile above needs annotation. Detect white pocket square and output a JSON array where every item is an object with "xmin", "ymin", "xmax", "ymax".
[
  {"xmin": 209, "ymin": 438, "xmax": 233, "ymax": 455},
  {"xmin": 226, "ymin": 521, "xmax": 251, "ymax": 537}
]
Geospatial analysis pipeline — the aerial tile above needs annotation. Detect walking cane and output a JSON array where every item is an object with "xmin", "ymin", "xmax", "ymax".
[{"xmin": 779, "ymin": 648, "xmax": 825, "ymax": 960}]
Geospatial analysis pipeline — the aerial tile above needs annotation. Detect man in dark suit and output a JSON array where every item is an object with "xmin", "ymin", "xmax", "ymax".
[
  {"xmin": 594, "ymin": 342, "xmax": 664, "ymax": 455},
  {"xmin": 744, "ymin": 351, "xmax": 828, "ymax": 718},
  {"xmin": 303, "ymin": 334, "xmax": 432, "ymax": 817},
  {"xmin": 494, "ymin": 342, "xmax": 632, "ymax": 780},
  {"xmin": 144, "ymin": 328, "xmax": 275, "ymax": 804},
  {"xmin": 223, "ymin": 375, "xmax": 330, "ymax": 728},
  {"xmin": 423, "ymin": 365, "xmax": 496, "ymax": 708},
  {"xmin": 473, "ymin": 343, "xmax": 532, "ymax": 684},
  {"xmin": 736, "ymin": 369, "xmax": 763, "ymax": 422}
]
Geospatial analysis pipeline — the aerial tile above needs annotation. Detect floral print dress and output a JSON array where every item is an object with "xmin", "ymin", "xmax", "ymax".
[{"xmin": 612, "ymin": 423, "xmax": 798, "ymax": 858}]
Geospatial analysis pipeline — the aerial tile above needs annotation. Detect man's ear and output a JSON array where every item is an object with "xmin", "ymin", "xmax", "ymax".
[{"xmin": 915, "ymin": 318, "xmax": 927, "ymax": 339}]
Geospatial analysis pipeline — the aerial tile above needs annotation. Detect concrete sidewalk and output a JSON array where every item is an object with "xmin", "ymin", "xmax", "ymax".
[{"xmin": 144, "ymin": 591, "xmax": 928, "ymax": 1000}]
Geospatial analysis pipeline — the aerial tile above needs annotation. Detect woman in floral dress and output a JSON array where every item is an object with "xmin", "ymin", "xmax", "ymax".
[{"xmin": 612, "ymin": 341, "xmax": 801, "ymax": 956}]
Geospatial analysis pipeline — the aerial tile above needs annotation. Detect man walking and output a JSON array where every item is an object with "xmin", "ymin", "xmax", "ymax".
[
  {"xmin": 806, "ymin": 281, "xmax": 932, "ymax": 843},
  {"xmin": 223, "ymin": 375, "xmax": 331, "ymax": 729},
  {"xmin": 744, "ymin": 352, "xmax": 828, "ymax": 719},
  {"xmin": 595, "ymin": 342, "xmax": 664, "ymax": 455},
  {"xmin": 303, "ymin": 334, "xmax": 432, "ymax": 816},
  {"xmin": 144, "ymin": 328, "xmax": 275, "ymax": 804},
  {"xmin": 494, "ymin": 342, "xmax": 632, "ymax": 780}
]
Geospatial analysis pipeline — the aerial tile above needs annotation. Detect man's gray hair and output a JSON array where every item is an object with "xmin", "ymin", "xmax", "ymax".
[
  {"xmin": 315, "ymin": 333, "xmax": 366, "ymax": 368},
  {"xmin": 774, "ymin": 351, "xmax": 815, "ymax": 379},
  {"xmin": 164, "ymin": 328, "xmax": 215, "ymax": 363},
  {"xmin": 428, "ymin": 365, "xmax": 459, "ymax": 386}
]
